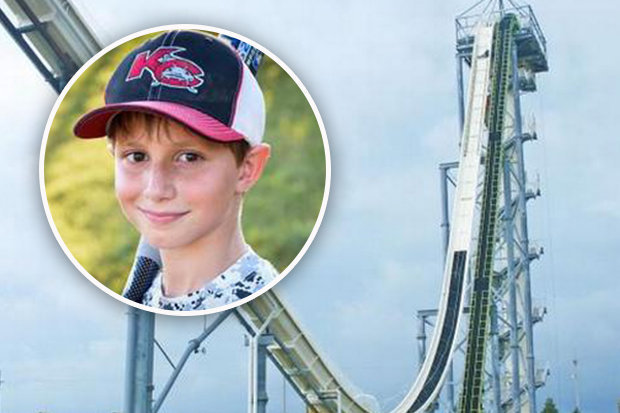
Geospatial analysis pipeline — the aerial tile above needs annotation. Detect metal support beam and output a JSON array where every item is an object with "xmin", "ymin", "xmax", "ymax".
[
  {"xmin": 153, "ymin": 310, "xmax": 232, "ymax": 413},
  {"xmin": 489, "ymin": 302, "xmax": 502, "ymax": 413},
  {"xmin": 13, "ymin": 0, "xmax": 76, "ymax": 86},
  {"xmin": 440, "ymin": 164, "xmax": 451, "ymax": 255},
  {"xmin": 247, "ymin": 305, "xmax": 280, "ymax": 413},
  {"xmin": 124, "ymin": 307, "xmax": 155, "ymax": 413},
  {"xmin": 0, "ymin": 7, "xmax": 60, "ymax": 92},
  {"xmin": 456, "ymin": 54, "xmax": 466, "ymax": 135},
  {"xmin": 417, "ymin": 313, "xmax": 427, "ymax": 369},
  {"xmin": 502, "ymin": 116, "xmax": 522, "ymax": 413},
  {"xmin": 256, "ymin": 333, "xmax": 273, "ymax": 413},
  {"xmin": 446, "ymin": 364, "xmax": 456, "ymax": 413},
  {"xmin": 511, "ymin": 40, "xmax": 538, "ymax": 413},
  {"xmin": 440, "ymin": 163, "xmax": 456, "ymax": 413}
]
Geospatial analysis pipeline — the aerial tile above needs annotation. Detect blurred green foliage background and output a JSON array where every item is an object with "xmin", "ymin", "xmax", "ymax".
[{"xmin": 44, "ymin": 32, "xmax": 326, "ymax": 294}]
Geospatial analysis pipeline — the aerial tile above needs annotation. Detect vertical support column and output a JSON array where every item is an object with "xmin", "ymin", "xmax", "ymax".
[
  {"xmin": 456, "ymin": 54, "xmax": 466, "ymax": 135},
  {"xmin": 440, "ymin": 165, "xmax": 451, "ymax": 254},
  {"xmin": 256, "ymin": 333, "xmax": 273, "ymax": 413},
  {"xmin": 124, "ymin": 307, "xmax": 155, "ymax": 413},
  {"xmin": 417, "ymin": 313, "xmax": 427, "ymax": 370},
  {"xmin": 511, "ymin": 41, "xmax": 537, "ymax": 413},
  {"xmin": 446, "ymin": 363, "xmax": 456, "ymax": 413},
  {"xmin": 489, "ymin": 302, "xmax": 502, "ymax": 413},
  {"xmin": 249, "ymin": 329, "xmax": 274, "ymax": 413},
  {"xmin": 502, "ymin": 144, "xmax": 521, "ymax": 411},
  {"xmin": 440, "ymin": 163, "xmax": 455, "ymax": 413},
  {"xmin": 571, "ymin": 359, "xmax": 581, "ymax": 413},
  {"xmin": 337, "ymin": 391, "xmax": 342, "ymax": 413}
]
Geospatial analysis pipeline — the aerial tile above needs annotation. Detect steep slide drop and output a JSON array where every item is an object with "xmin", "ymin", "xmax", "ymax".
[
  {"xmin": 239, "ymin": 22, "xmax": 497, "ymax": 413},
  {"xmin": 121, "ymin": 19, "xmax": 506, "ymax": 413},
  {"xmin": 458, "ymin": 14, "xmax": 518, "ymax": 413},
  {"xmin": 0, "ymin": 1, "xmax": 527, "ymax": 411},
  {"xmin": 394, "ymin": 22, "xmax": 494, "ymax": 413}
]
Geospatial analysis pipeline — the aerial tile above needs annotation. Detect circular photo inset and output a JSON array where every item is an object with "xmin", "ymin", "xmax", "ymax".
[{"xmin": 40, "ymin": 25, "xmax": 330, "ymax": 316}]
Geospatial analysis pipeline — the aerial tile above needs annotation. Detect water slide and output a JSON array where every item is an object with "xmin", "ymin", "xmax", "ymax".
[
  {"xmin": 396, "ymin": 22, "xmax": 494, "ymax": 413},
  {"xmin": 458, "ymin": 15, "xmax": 518, "ymax": 413},
  {"xmin": 119, "ymin": 17, "xmax": 504, "ymax": 413},
  {"xmin": 237, "ymin": 21, "xmax": 498, "ymax": 413},
  {"xmin": 238, "ymin": 290, "xmax": 374, "ymax": 413},
  {"xmin": 3, "ymin": 1, "xmax": 513, "ymax": 409}
]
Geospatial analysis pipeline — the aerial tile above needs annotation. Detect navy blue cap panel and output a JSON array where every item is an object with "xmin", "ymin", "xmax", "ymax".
[{"xmin": 104, "ymin": 31, "xmax": 243, "ymax": 127}]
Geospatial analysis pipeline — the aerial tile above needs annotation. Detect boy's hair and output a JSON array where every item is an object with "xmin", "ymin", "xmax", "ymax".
[{"xmin": 107, "ymin": 112, "xmax": 251, "ymax": 166}]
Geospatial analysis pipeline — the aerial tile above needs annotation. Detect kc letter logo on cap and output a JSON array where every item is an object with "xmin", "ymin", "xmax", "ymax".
[{"xmin": 126, "ymin": 46, "xmax": 205, "ymax": 93}]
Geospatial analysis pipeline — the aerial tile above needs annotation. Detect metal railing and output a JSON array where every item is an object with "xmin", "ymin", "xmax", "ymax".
[{"xmin": 455, "ymin": 4, "xmax": 546, "ymax": 55}]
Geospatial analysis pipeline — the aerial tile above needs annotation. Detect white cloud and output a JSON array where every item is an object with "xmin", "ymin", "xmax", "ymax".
[{"xmin": 1, "ymin": 0, "xmax": 619, "ymax": 412}]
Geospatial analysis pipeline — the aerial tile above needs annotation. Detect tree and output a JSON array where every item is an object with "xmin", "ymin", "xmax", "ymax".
[{"xmin": 541, "ymin": 397, "xmax": 559, "ymax": 413}]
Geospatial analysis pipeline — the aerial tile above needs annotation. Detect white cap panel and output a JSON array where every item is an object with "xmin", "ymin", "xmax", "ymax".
[{"xmin": 231, "ymin": 64, "xmax": 265, "ymax": 146}]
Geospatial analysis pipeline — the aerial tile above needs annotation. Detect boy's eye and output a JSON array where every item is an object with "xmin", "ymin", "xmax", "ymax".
[
  {"xmin": 178, "ymin": 152, "xmax": 203, "ymax": 163},
  {"xmin": 126, "ymin": 152, "xmax": 147, "ymax": 163}
]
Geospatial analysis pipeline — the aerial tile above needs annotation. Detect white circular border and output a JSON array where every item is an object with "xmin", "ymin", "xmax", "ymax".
[{"xmin": 39, "ymin": 24, "xmax": 331, "ymax": 317}]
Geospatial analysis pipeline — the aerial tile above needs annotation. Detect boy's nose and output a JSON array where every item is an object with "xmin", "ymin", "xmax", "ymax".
[{"xmin": 143, "ymin": 164, "xmax": 175, "ymax": 201}]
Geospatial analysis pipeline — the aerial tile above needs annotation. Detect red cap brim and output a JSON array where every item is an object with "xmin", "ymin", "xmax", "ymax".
[{"xmin": 73, "ymin": 101, "xmax": 245, "ymax": 142}]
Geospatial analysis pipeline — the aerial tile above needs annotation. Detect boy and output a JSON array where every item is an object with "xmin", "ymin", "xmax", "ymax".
[{"xmin": 73, "ymin": 30, "xmax": 278, "ymax": 311}]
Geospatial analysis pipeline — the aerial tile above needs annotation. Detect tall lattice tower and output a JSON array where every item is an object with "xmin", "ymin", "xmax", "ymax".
[
  {"xmin": 419, "ymin": 2, "xmax": 549, "ymax": 413},
  {"xmin": 455, "ymin": 2, "xmax": 548, "ymax": 412}
]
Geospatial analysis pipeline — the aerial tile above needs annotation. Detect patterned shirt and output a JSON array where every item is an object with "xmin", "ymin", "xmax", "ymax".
[{"xmin": 142, "ymin": 248, "xmax": 278, "ymax": 311}]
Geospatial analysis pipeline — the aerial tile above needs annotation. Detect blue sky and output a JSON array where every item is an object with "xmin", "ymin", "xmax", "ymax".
[{"xmin": 0, "ymin": 1, "xmax": 618, "ymax": 412}]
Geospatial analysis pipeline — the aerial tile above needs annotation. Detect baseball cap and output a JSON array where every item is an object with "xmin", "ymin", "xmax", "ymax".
[{"xmin": 73, "ymin": 30, "xmax": 265, "ymax": 146}]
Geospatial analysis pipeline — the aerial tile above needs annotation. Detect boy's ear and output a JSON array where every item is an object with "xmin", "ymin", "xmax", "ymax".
[
  {"xmin": 106, "ymin": 138, "xmax": 116, "ymax": 156},
  {"xmin": 236, "ymin": 143, "xmax": 271, "ymax": 193}
]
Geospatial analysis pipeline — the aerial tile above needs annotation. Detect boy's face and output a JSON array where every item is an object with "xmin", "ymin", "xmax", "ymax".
[{"xmin": 113, "ymin": 119, "xmax": 243, "ymax": 251}]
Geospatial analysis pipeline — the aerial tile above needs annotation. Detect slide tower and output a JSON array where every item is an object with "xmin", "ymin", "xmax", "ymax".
[{"xmin": 0, "ymin": 0, "xmax": 549, "ymax": 412}]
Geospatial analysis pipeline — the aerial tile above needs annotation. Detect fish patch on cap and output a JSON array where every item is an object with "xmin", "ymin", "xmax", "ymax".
[{"xmin": 126, "ymin": 46, "xmax": 205, "ymax": 94}]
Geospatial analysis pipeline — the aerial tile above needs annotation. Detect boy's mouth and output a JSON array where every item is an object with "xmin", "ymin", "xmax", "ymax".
[{"xmin": 137, "ymin": 207, "xmax": 190, "ymax": 224}]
